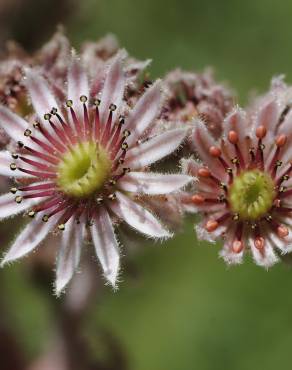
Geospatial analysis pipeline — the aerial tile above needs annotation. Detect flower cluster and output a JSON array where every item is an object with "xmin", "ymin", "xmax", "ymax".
[{"xmin": 1, "ymin": 31, "xmax": 292, "ymax": 295}]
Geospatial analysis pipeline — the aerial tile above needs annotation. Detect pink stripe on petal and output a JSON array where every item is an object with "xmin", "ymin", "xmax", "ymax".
[
  {"xmin": 90, "ymin": 207, "xmax": 120, "ymax": 287},
  {"xmin": 55, "ymin": 218, "xmax": 85, "ymax": 295},
  {"xmin": 109, "ymin": 191, "xmax": 172, "ymax": 239},
  {"xmin": 99, "ymin": 52, "xmax": 126, "ymax": 124},
  {"xmin": 1, "ymin": 213, "xmax": 58, "ymax": 266},
  {"xmin": 125, "ymin": 80, "xmax": 162, "ymax": 147},
  {"xmin": 118, "ymin": 172, "xmax": 193, "ymax": 195},
  {"xmin": 125, "ymin": 129, "xmax": 187, "ymax": 170},
  {"xmin": 0, "ymin": 151, "xmax": 32, "ymax": 178}
]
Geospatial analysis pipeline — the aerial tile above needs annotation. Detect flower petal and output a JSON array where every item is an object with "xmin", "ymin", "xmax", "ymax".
[
  {"xmin": 249, "ymin": 236, "xmax": 279, "ymax": 268},
  {"xmin": 109, "ymin": 191, "xmax": 172, "ymax": 239},
  {"xmin": 55, "ymin": 218, "xmax": 85, "ymax": 295},
  {"xmin": 118, "ymin": 172, "xmax": 193, "ymax": 194},
  {"xmin": 194, "ymin": 120, "xmax": 227, "ymax": 180},
  {"xmin": 219, "ymin": 225, "xmax": 244, "ymax": 265},
  {"xmin": 0, "ymin": 192, "xmax": 46, "ymax": 220},
  {"xmin": 0, "ymin": 105, "xmax": 27, "ymax": 141},
  {"xmin": 90, "ymin": 207, "xmax": 120, "ymax": 287},
  {"xmin": 99, "ymin": 52, "xmax": 126, "ymax": 123},
  {"xmin": 125, "ymin": 128, "xmax": 187, "ymax": 170},
  {"xmin": 1, "ymin": 213, "xmax": 57, "ymax": 266},
  {"xmin": 25, "ymin": 68, "xmax": 61, "ymax": 124},
  {"xmin": 67, "ymin": 55, "xmax": 89, "ymax": 122},
  {"xmin": 126, "ymin": 80, "xmax": 162, "ymax": 146},
  {"xmin": 0, "ymin": 150, "xmax": 34, "ymax": 178}
]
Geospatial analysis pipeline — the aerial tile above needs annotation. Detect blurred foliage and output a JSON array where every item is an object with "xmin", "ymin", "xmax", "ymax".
[{"xmin": 3, "ymin": 0, "xmax": 292, "ymax": 369}]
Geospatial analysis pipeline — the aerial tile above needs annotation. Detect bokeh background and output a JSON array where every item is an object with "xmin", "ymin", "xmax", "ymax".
[{"xmin": 1, "ymin": 0, "xmax": 292, "ymax": 369}]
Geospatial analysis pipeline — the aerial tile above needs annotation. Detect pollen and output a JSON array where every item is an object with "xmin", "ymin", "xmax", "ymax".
[
  {"xmin": 57, "ymin": 141, "xmax": 112, "ymax": 198},
  {"xmin": 228, "ymin": 169, "xmax": 276, "ymax": 220}
]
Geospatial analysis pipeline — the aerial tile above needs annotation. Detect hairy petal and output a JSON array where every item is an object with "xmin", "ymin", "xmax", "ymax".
[
  {"xmin": 90, "ymin": 207, "xmax": 120, "ymax": 287},
  {"xmin": 0, "ymin": 151, "xmax": 34, "ymax": 178},
  {"xmin": 55, "ymin": 218, "xmax": 85, "ymax": 295},
  {"xmin": 1, "ymin": 213, "xmax": 58, "ymax": 266},
  {"xmin": 0, "ymin": 105, "xmax": 28, "ymax": 142},
  {"xmin": 249, "ymin": 236, "xmax": 279, "ymax": 268},
  {"xmin": 99, "ymin": 52, "xmax": 126, "ymax": 123},
  {"xmin": 109, "ymin": 191, "xmax": 172, "ymax": 238},
  {"xmin": 118, "ymin": 172, "xmax": 193, "ymax": 194},
  {"xmin": 126, "ymin": 80, "xmax": 162, "ymax": 146},
  {"xmin": 125, "ymin": 129, "xmax": 187, "ymax": 170}
]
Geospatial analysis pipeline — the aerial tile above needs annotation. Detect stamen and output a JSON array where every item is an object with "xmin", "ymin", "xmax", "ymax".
[
  {"xmin": 232, "ymin": 240, "xmax": 243, "ymax": 253},
  {"xmin": 277, "ymin": 225, "xmax": 289, "ymax": 238},
  {"xmin": 205, "ymin": 220, "xmax": 219, "ymax": 232},
  {"xmin": 254, "ymin": 236, "xmax": 265, "ymax": 250},
  {"xmin": 191, "ymin": 194, "xmax": 205, "ymax": 205}
]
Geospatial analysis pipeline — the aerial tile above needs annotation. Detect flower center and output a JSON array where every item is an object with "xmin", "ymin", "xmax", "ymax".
[
  {"xmin": 228, "ymin": 169, "xmax": 276, "ymax": 220},
  {"xmin": 57, "ymin": 141, "xmax": 112, "ymax": 198}
]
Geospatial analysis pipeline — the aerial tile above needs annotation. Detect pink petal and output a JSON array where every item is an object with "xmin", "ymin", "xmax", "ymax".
[
  {"xmin": 255, "ymin": 99, "xmax": 279, "ymax": 134},
  {"xmin": 25, "ymin": 68, "xmax": 61, "ymax": 125},
  {"xmin": 118, "ymin": 172, "xmax": 193, "ymax": 194},
  {"xmin": 194, "ymin": 120, "xmax": 227, "ymax": 181},
  {"xmin": 0, "ymin": 151, "xmax": 34, "ymax": 178},
  {"xmin": 99, "ymin": 52, "xmax": 126, "ymax": 123},
  {"xmin": 0, "ymin": 105, "xmax": 27, "ymax": 142},
  {"xmin": 125, "ymin": 128, "xmax": 187, "ymax": 170},
  {"xmin": 126, "ymin": 80, "xmax": 162, "ymax": 147},
  {"xmin": 67, "ymin": 55, "xmax": 89, "ymax": 122},
  {"xmin": 90, "ymin": 207, "xmax": 120, "ymax": 287},
  {"xmin": 0, "ymin": 192, "xmax": 46, "ymax": 220},
  {"xmin": 249, "ymin": 236, "xmax": 279, "ymax": 268},
  {"xmin": 55, "ymin": 218, "xmax": 85, "ymax": 295},
  {"xmin": 1, "ymin": 213, "xmax": 58, "ymax": 265},
  {"xmin": 109, "ymin": 191, "xmax": 172, "ymax": 239},
  {"xmin": 219, "ymin": 225, "xmax": 244, "ymax": 265}
]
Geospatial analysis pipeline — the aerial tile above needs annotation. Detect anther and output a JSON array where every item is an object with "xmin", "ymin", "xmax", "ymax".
[
  {"xmin": 109, "ymin": 103, "xmax": 117, "ymax": 111},
  {"xmin": 276, "ymin": 160, "xmax": 282, "ymax": 167},
  {"xmin": 265, "ymin": 215, "xmax": 272, "ymax": 222},
  {"xmin": 44, "ymin": 113, "xmax": 51, "ymax": 121},
  {"xmin": 282, "ymin": 175, "xmax": 289, "ymax": 182},
  {"xmin": 66, "ymin": 99, "xmax": 73, "ymax": 107},
  {"xmin": 279, "ymin": 186, "xmax": 287, "ymax": 193},
  {"xmin": 51, "ymin": 107, "xmax": 58, "ymax": 115},
  {"xmin": 11, "ymin": 153, "xmax": 18, "ymax": 159},
  {"xmin": 121, "ymin": 142, "xmax": 128, "ymax": 150},
  {"xmin": 276, "ymin": 134, "xmax": 287, "ymax": 147},
  {"xmin": 96, "ymin": 197, "xmax": 103, "ymax": 204},
  {"xmin": 118, "ymin": 158, "xmax": 125, "ymax": 165},
  {"xmin": 209, "ymin": 146, "xmax": 221, "ymax": 157},
  {"xmin": 10, "ymin": 163, "xmax": 17, "ymax": 171},
  {"xmin": 228, "ymin": 130, "xmax": 239, "ymax": 144},
  {"xmin": 277, "ymin": 225, "xmax": 289, "ymax": 238},
  {"xmin": 108, "ymin": 193, "xmax": 117, "ymax": 201},
  {"xmin": 231, "ymin": 157, "xmax": 239, "ymax": 165},
  {"xmin": 256, "ymin": 125, "xmax": 267, "ymax": 139},
  {"xmin": 232, "ymin": 214, "xmax": 239, "ymax": 221},
  {"xmin": 94, "ymin": 98, "xmax": 101, "ymax": 106},
  {"xmin": 123, "ymin": 167, "xmax": 131, "ymax": 174},
  {"xmin": 226, "ymin": 167, "xmax": 233, "ymax": 174},
  {"xmin": 232, "ymin": 240, "xmax": 243, "ymax": 253},
  {"xmin": 24, "ymin": 129, "xmax": 32, "ymax": 137},
  {"xmin": 42, "ymin": 215, "xmax": 49, "ymax": 222},
  {"xmin": 259, "ymin": 143, "xmax": 265, "ymax": 151},
  {"xmin": 10, "ymin": 187, "xmax": 17, "ymax": 194},
  {"xmin": 205, "ymin": 220, "xmax": 219, "ymax": 232},
  {"xmin": 33, "ymin": 121, "xmax": 40, "ymax": 128},
  {"xmin": 109, "ymin": 179, "xmax": 117, "ymax": 186},
  {"xmin": 191, "ymin": 194, "xmax": 205, "ymax": 205},
  {"xmin": 28, "ymin": 210, "xmax": 36, "ymax": 218},
  {"xmin": 119, "ymin": 116, "xmax": 125, "ymax": 124},
  {"xmin": 17, "ymin": 141, "xmax": 24, "ymax": 148},
  {"xmin": 220, "ymin": 182, "xmax": 227, "ymax": 191},
  {"xmin": 198, "ymin": 168, "xmax": 211, "ymax": 178},
  {"xmin": 15, "ymin": 196, "xmax": 22, "ymax": 204},
  {"xmin": 80, "ymin": 95, "xmax": 88, "ymax": 103},
  {"xmin": 123, "ymin": 129, "xmax": 131, "ymax": 137},
  {"xmin": 254, "ymin": 236, "xmax": 265, "ymax": 250},
  {"xmin": 58, "ymin": 224, "xmax": 65, "ymax": 231}
]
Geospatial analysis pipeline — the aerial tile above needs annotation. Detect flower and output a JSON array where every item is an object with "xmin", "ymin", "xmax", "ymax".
[
  {"xmin": 0, "ymin": 52, "xmax": 192, "ymax": 294},
  {"xmin": 160, "ymin": 68, "xmax": 234, "ymax": 139},
  {"xmin": 182, "ymin": 79, "xmax": 292, "ymax": 267}
]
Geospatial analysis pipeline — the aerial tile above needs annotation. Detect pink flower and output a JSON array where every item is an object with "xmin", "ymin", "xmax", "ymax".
[
  {"xmin": 0, "ymin": 53, "xmax": 192, "ymax": 294},
  {"xmin": 183, "ymin": 79, "xmax": 292, "ymax": 267}
]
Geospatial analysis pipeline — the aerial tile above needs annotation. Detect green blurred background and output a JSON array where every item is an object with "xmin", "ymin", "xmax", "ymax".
[{"xmin": 2, "ymin": 0, "xmax": 292, "ymax": 369}]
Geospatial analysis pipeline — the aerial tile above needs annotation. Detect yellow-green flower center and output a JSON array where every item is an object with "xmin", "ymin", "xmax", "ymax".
[
  {"xmin": 57, "ymin": 141, "xmax": 112, "ymax": 198},
  {"xmin": 228, "ymin": 169, "xmax": 276, "ymax": 220}
]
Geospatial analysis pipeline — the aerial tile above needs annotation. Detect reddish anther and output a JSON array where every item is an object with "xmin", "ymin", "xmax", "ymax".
[
  {"xmin": 205, "ymin": 220, "xmax": 219, "ymax": 232},
  {"xmin": 209, "ymin": 146, "xmax": 222, "ymax": 157},
  {"xmin": 277, "ymin": 225, "xmax": 289, "ymax": 238},
  {"xmin": 191, "ymin": 194, "xmax": 205, "ymax": 205},
  {"xmin": 232, "ymin": 240, "xmax": 243, "ymax": 253},
  {"xmin": 254, "ymin": 236, "xmax": 265, "ymax": 250},
  {"xmin": 276, "ymin": 134, "xmax": 287, "ymax": 147},
  {"xmin": 256, "ymin": 125, "xmax": 267, "ymax": 139},
  {"xmin": 228, "ymin": 130, "xmax": 239, "ymax": 144},
  {"xmin": 198, "ymin": 168, "xmax": 211, "ymax": 177}
]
